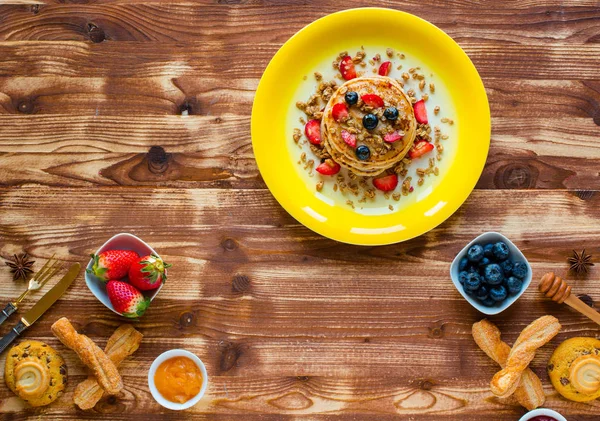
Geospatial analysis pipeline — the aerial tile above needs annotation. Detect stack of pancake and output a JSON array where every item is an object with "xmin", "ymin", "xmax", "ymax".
[{"xmin": 321, "ymin": 77, "xmax": 416, "ymax": 177}]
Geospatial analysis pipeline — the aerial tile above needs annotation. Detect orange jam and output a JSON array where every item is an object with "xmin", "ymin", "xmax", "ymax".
[{"xmin": 154, "ymin": 356, "xmax": 203, "ymax": 404}]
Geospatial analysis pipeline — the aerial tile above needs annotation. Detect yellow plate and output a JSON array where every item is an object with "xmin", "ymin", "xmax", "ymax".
[{"xmin": 252, "ymin": 8, "xmax": 490, "ymax": 245}]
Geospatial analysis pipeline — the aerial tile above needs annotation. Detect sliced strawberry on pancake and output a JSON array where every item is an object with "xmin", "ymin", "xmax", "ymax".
[
  {"xmin": 341, "ymin": 130, "xmax": 357, "ymax": 148},
  {"xmin": 361, "ymin": 94, "xmax": 384, "ymax": 108}
]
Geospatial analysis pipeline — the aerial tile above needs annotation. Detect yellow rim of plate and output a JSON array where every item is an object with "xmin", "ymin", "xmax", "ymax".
[{"xmin": 252, "ymin": 8, "xmax": 490, "ymax": 245}]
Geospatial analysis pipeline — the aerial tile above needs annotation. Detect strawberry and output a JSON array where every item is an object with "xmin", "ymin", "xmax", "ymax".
[
  {"xmin": 378, "ymin": 61, "xmax": 392, "ymax": 76},
  {"xmin": 304, "ymin": 119, "xmax": 322, "ymax": 145},
  {"xmin": 408, "ymin": 140, "xmax": 434, "ymax": 159},
  {"xmin": 413, "ymin": 99, "xmax": 428, "ymax": 124},
  {"xmin": 361, "ymin": 94, "xmax": 384, "ymax": 108},
  {"xmin": 373, "ymin": 174, "xmax": 399, "ymax": 192},
  {"xmin": 128, "ymin": 254, "xmax": 171, "ymax": 291},
  {"xmin": 106, "ymin": 280, "xmax": 150, "ymax": 318},
  {"xmin": 339, "ymin": 55, "xmax": 356, "ymax": 80},
  {"xmin": 316, "ymin": 159, "xmax": 341, "ymax": 176},
  {"xmin": 87, "ymin": 250, "xmax": 139, "ymax": 281},
  {"xmin": 383, "ymin": 131, "xmax": 403, "ymax": 143},
  {"xmin": 341, "ymin": 130, "xmax": 357, "ymax": 148},
  {"xmin": 332, "ymin": 103, "xmax": 349, "ymax": 122}
]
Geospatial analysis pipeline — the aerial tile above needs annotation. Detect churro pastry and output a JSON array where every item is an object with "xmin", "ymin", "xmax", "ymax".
[
  {"xmin": 490, "ymin": 315, "xmax": 561, "ymax": 398},
  {"xmin": 51, "ymin": 317, "xmax": 123, "ymax": 395},
  {"xmin": 74, "ymin": 324, "xmax": 143, "ymax": 409},
  {"xmin": 472, "ymin": 319, "xmax": 545, "ymax": 409}
]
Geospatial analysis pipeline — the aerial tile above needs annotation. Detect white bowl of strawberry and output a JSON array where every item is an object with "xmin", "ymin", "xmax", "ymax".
[{"xmin": 85, "ymin": 233, "xmax": 171, "ymax": 318}]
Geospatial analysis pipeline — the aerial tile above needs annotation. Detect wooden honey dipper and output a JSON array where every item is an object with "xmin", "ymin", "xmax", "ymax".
[{"xmin": 539, "ymin": 272, "xmax": 600, "ymax": 326}]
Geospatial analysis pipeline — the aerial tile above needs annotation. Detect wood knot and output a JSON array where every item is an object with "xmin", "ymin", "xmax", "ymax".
[
  {"xmin": 147, "ymin": 146, "xmax": 171, "ymax": 174},
  {"xmin": 219, "ymin": 342, "xmax": 242, "ymax": 372},
  {"xmin": 214, "ymin": 117, "xmax": 222, "ymax": 123},
  {"xmin": 221, "ymin": 238, "xmax": 237, "ymax": 251},
  {"xmin": 179, "ymin": 98, "xmax": 197, "ymax": 115},
  {"xmin": 30, "ymin": 5, "xmax": 39, "ymax": 14},
  {"xmin": 594, "ymin": 109, "xmax": 600, "ymax": 126},
  {"xmin": 87, "ymin": 23, "xmax": 106, "ymax": 43},
  {"xmin": 95, "ymin": 394, "xmax": 125, "ymax": 414},
  {"xmin": 17, "ymin": 99, "xmax": 35, "ymax": 114},
  {"xmin": 364, "ymin": 337, "xmax": 371, "ymax": 343},
  {"xmin": 578, "ymin": 294, "xmax": 595, "ymax": 308},
  {"xmin": 495, "ymin": 163, "xmax": 537, "ymax": 189},
  {"xmin": 296, "ymin": 376, "xmax": 309, "ymax": 382},
  {"xmin": 232, "ymin": 275, "xmax": 250, "ymax": 293},
  {"xmin": 179, "ymin": 311, "xmax": 196, "ymax": 327},
  {"xmin": 428, "ymin": 324, "xmax": 445, "ymax": 339},
  {"xmin": 419, "ymin": 380, "xmax": 434, "ymax": 390},
  {"xmin": 574, "ymin": 190, "xmax": 596, "ymax": 201}
]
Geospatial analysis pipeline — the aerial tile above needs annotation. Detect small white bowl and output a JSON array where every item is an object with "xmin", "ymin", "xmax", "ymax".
[
  {"xmin": 450, "ymin": 231, "xmax": 532, "ymax": 315},
  {"xmin": 85, "ymin": 233, "xmax": 165, "ymax": 317},
  {"xmin": 148, "ymin": 349, "xmax": 208, "ymax": 410},
  {"xmin": 519, "ymin": 408, "xmax": 567, "ymax": 421}
]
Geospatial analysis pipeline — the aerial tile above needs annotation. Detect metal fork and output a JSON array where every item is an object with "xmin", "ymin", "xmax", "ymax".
[{"xmin": 0, "ymin": 254, "xmax": 63, "ymax": 326}]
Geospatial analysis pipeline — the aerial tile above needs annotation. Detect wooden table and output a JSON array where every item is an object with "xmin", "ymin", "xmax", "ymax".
[{"xmin": 0, "ymin": 1, "xmax": 599, "ymax": 419}]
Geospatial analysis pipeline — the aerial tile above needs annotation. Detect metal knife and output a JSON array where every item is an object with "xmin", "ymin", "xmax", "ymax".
[{"xmin": 0, "ymin": 262, "xmax": 80, "ymax": 354}]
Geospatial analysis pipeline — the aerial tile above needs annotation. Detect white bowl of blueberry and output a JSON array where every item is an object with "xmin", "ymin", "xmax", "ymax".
[{"xmin": 450, "ymin": 232, "xmax": 532, "ymax": 315}]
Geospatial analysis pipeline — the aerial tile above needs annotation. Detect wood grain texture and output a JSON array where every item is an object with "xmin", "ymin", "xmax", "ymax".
[
  {"xmin": 0, "ymin": 187, "xmax": 599, "ymax": 420},
  {"xmin": 1, "ymin": 1, "xmax": 600, "ymax": 419}
]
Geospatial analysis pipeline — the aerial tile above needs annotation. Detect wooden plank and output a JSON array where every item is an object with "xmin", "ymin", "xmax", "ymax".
[
  {"xmin": 0, "ymin": 115, "xmax": 598, "ymax": 189},
  {"xmin": 1, "ymin": 78, "xmax": 598, "ymax": 118},
  {"xmin": 0, "ymin": 2, "xmax": 599, "ymax": 43},
  {"xmin": 0, "ymin": 41, "xmax": 599, "ymax": 80},
  {"xmin": 0, "ymin": 76, "xmax": 256, "ymax": 116}
]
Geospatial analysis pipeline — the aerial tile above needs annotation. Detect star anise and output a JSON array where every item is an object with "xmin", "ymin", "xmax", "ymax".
[
  {"xmin": 568, "ymin": 249, "xmax": 594, "ymax": 274},
  {"xmin": 4, "ymin": 253, "xmax": 35, "ymax": 281}
]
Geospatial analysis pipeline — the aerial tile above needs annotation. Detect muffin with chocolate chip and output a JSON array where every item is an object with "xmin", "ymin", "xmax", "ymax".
[
  {"xmin": 4, "ymin": 340, "xmax": 67, "ymax": 407},
  {"xmin": 547, "ymin": 337, "xmax": 600, "ymax": 402}
]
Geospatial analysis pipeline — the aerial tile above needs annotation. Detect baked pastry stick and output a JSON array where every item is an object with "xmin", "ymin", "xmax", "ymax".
[
  {"xmin": 74, "ymin": 325, "xmax": 143, "ymax": 410},
  {"xmin": 472, "ymin": 319, "xmax": 545, "ymax": 410},
  {"xmin": 490, "ymin": 315, "xmax": 561, "ymax": 398},
  {"xmin": 51, "ymin": 317, "xmax": 123, "ymax": 395}
]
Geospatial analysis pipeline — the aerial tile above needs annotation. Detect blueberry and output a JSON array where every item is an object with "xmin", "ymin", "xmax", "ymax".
[
  {"xmin": 362, "ymin": 113, "xmax": 378, "ymax": 130},
  {"xmin": 478, "ymin": 257, "xmax": 491, "ymax": 267},
  {"xmin": 345, "ymin": 91, "xmax": 358, "ymax": 105},
  {"xmin": 468, "ymin": 266, "xmax": 479, "ymax": 273},
  {"xmin": 490, "ymin": 285, "xmax": 508, "ymax": 302},
  {"xmin": 512, "ymin": 262, "xmax": 528, "ymax": 279},
  {"xmin": 481, "ymin": 297, "xmax": 497, "ymax": 307},
  {"xmin": 475, "ymin": 285, "xmax": 489, "ymax": 301},
  {"xmin": 458, "ymin": 271, "xmax": 469, "ymax": 285},
  {"xmin": 458, "ymin": 257, "xmax": 469, "ymax": 271},
  {"xmin": 467, "ymin": 244, "xmax": 484, "ymax": 262},
  {"xmin": 500, "ymin": 259, "xmax": 513, "ymax": 276},
  {"xmin": 355, "ymin": 145, "xmax": 370, "ymax": 161},
  {"xmin": 484, "ymin": 263, "xmax": 504, "ymax": 285},
  {"xmin": 492, "ymin": 242, "xmax": 510, "ymax": 261},
  {"xmin": 483, "ymin": 243, "xmax": 494, "ymax": 258},
  {"xmin": 506, "ymin": 276, "xmax": 523, "ymax": 295},
  {"xmin": 383, "ymin": 107, "xmax": 399, "ymax": 121},
  {"xmin": 464, "ymin": 272, "xmax": 481, "ymax": 291}
]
